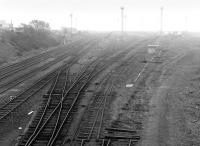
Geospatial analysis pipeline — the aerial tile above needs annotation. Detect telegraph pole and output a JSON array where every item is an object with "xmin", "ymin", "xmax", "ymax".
[
  {"xmin": 185, "ymin": 16, "xmax": 188, "ymax": 32},
  {"xmin": 10, "ymin": 20, "xmax": 14, "ymax": 31},
  {"xmin": 121, "ymin": 6, "xmax": 124, "ymax": 34},
  {"xmin": 70, "ymin": 13, "xmax": 73, "ymax": 37},
  {"xmin": 160, "ymin": 6, "xmax": 164, "ymax": 34}
]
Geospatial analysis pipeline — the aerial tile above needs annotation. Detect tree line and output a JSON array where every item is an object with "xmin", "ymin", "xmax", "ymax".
[{"xmin": 1, "ymin": 20, "xmax": 62, "ymax": 52}]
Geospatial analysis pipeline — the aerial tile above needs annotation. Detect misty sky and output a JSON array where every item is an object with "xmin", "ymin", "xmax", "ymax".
[{"xmin": 1, "ymin": 0, "xmax": 200, "ymax": 31}]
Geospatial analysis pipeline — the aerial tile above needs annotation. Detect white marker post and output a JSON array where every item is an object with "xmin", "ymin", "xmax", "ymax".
[{"xmin": 28, "ymin": 111, "xmax": 34, "ymax": 115}]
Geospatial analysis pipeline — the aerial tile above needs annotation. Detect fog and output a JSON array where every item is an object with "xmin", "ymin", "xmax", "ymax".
[{"xmin": 1, "ymin": 0, "xmax": 200, "ymax": 32}]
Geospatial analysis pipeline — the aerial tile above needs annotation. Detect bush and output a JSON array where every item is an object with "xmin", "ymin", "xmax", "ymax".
[{"xmin": 1, "ymin": 20, "xmax": 60, "ymax": 52}]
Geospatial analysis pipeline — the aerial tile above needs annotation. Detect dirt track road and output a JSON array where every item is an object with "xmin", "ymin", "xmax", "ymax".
[{"xmin": 142, "ymin": 37, "xmax": 200, "ymax": 146}]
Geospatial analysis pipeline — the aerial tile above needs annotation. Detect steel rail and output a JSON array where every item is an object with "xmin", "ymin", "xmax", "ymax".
[
  {"xmin": 72, "ymin": 81, "xmax": 113, "ymax": 146},
  {"xmin": 0, "ymin": 58, "xmax": 76, "ymax": 121},
  {"xmin": 0, "ymin": 73, "xmax": 57, "ymax": 121},
  {"xmin": 0, "ymin": 52, "xmax": 53, "ymax": 81},
  {"xmin": 88, "ymin": 80, "xmax": 113, "ymax": 140},
  {"xmin": 0, "ymin": 53, "xmax": 72, "ymax": 94},
  {"xmin": 47, "ymin": 74, "xmax": 68, "ymax": 146},
  {"xmin": 0, "ymin": 61, "xmax": 39, "ymax": 80},
  {"xmin": 0, "ymin": 37, "xmax": 96, "ymax": 94},
  {"xmin": 21, "ymin": 42, "xmax": 145, "ymax": 145},
  {"xmin": 24, "ymin": 64, "xmax": 94, "ymax": 146},
  {"xmin": 71, "ymin": 51, "xmax": 143, "ymax": 146},
  {"xmin": 23, "ymin": 70, "xmax": 61, "ymax": 146},
  {"xmin": 48, "ymin": 65, "xmax": 100, "ymax": 146},
  {"xmin": 22, "ymin": 63, "xmax": 72, "ymax": 146},
  {"xmin": 0, "ymin": 75, "xmax": 55, "ymax": 109},
  {"xmin": 0, "ymin": 37, "xmax": 85, "ymax": 73},
  {"xmin": 0, "ymin": 50, "xmax": 53, "ymax": 73},
  {"xmin": 66, "ymin": 51, "xmax": 135, "ymax": 145},
  {"xmin": 0, "ymin": 63, "xmax": 64, "ymax": 110}
]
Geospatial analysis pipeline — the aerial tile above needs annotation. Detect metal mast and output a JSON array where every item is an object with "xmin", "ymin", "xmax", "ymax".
[
  {"xmin": 121, "ymin": 6, "xmax": 124, "ymax": 34},
  {"xmin": 70, "ymin": 13, "xmax": 73, "ymax": 37}
]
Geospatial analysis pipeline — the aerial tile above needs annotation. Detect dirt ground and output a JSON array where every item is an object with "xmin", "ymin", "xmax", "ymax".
[
  {"xmin": 135, "ymin": 36, "xmax": 200, "ymax": 146},
  {"xmin": 3, "ymin": 34, "xmax": 200, "ymax": 146},
  {"xmin": 105, "ymin": 35, "xmax": 200, "ymax": 146},
  {"xmin": 142, "ymin": 48, "xmax": 200, "ymax": 146}
]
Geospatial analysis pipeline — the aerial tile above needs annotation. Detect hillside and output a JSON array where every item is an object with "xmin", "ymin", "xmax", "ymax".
[
  {"xmin": 0, "ymin": 40, "xmax": 17, "ymax": 64},
  {"xmin": 0, "ymin": 20, "xmax": 62, "ymax": 65}
]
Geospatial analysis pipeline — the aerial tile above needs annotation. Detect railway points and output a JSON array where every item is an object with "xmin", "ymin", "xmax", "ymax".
[{"xmin": 0, "ymin": 33, "xmax": 193, "ymax": 146}]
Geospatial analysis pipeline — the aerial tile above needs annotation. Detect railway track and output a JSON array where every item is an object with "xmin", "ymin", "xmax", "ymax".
[
  {"xmin": 0, "ymin": 58, "xmax": 77, "ymax": 123},
  {"xmin": 67, "ymin": 47, "xmax": 153, "ymax": 146},
  {"xmin": 0, "ymin": 36, "xmax": 112, "ymax": 125},
  {"xmin": 18, "ymin": 60, "xmax": 106, "ymax": 146},
  {"xmin": 0, "ymin": 51, "xmax": 56, "ymax": 81},
  {"xmin": 16, "ymin": 38, "xmax": 156, "ymax": 146},
  {"xmin": 0, "ymin": 37, "xmax": 103, "ymax": 95},
  {"xmin": 0, "ymin": 37, "xmax": 86, "ymax": 71},
  {"xmin": 70, "ymin": 76, "xmax": 114, "ymax": 146},
  {"xmin": 0, "ymin": 53, "xmax": 71, "ymax": 94},
  {"xmin": 70, "ymin": 71, "xmax": 140, "ymax": 146},
  {"xmin": 0, "ymin": 37, "xmax": 97, "ymax": 82}
]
